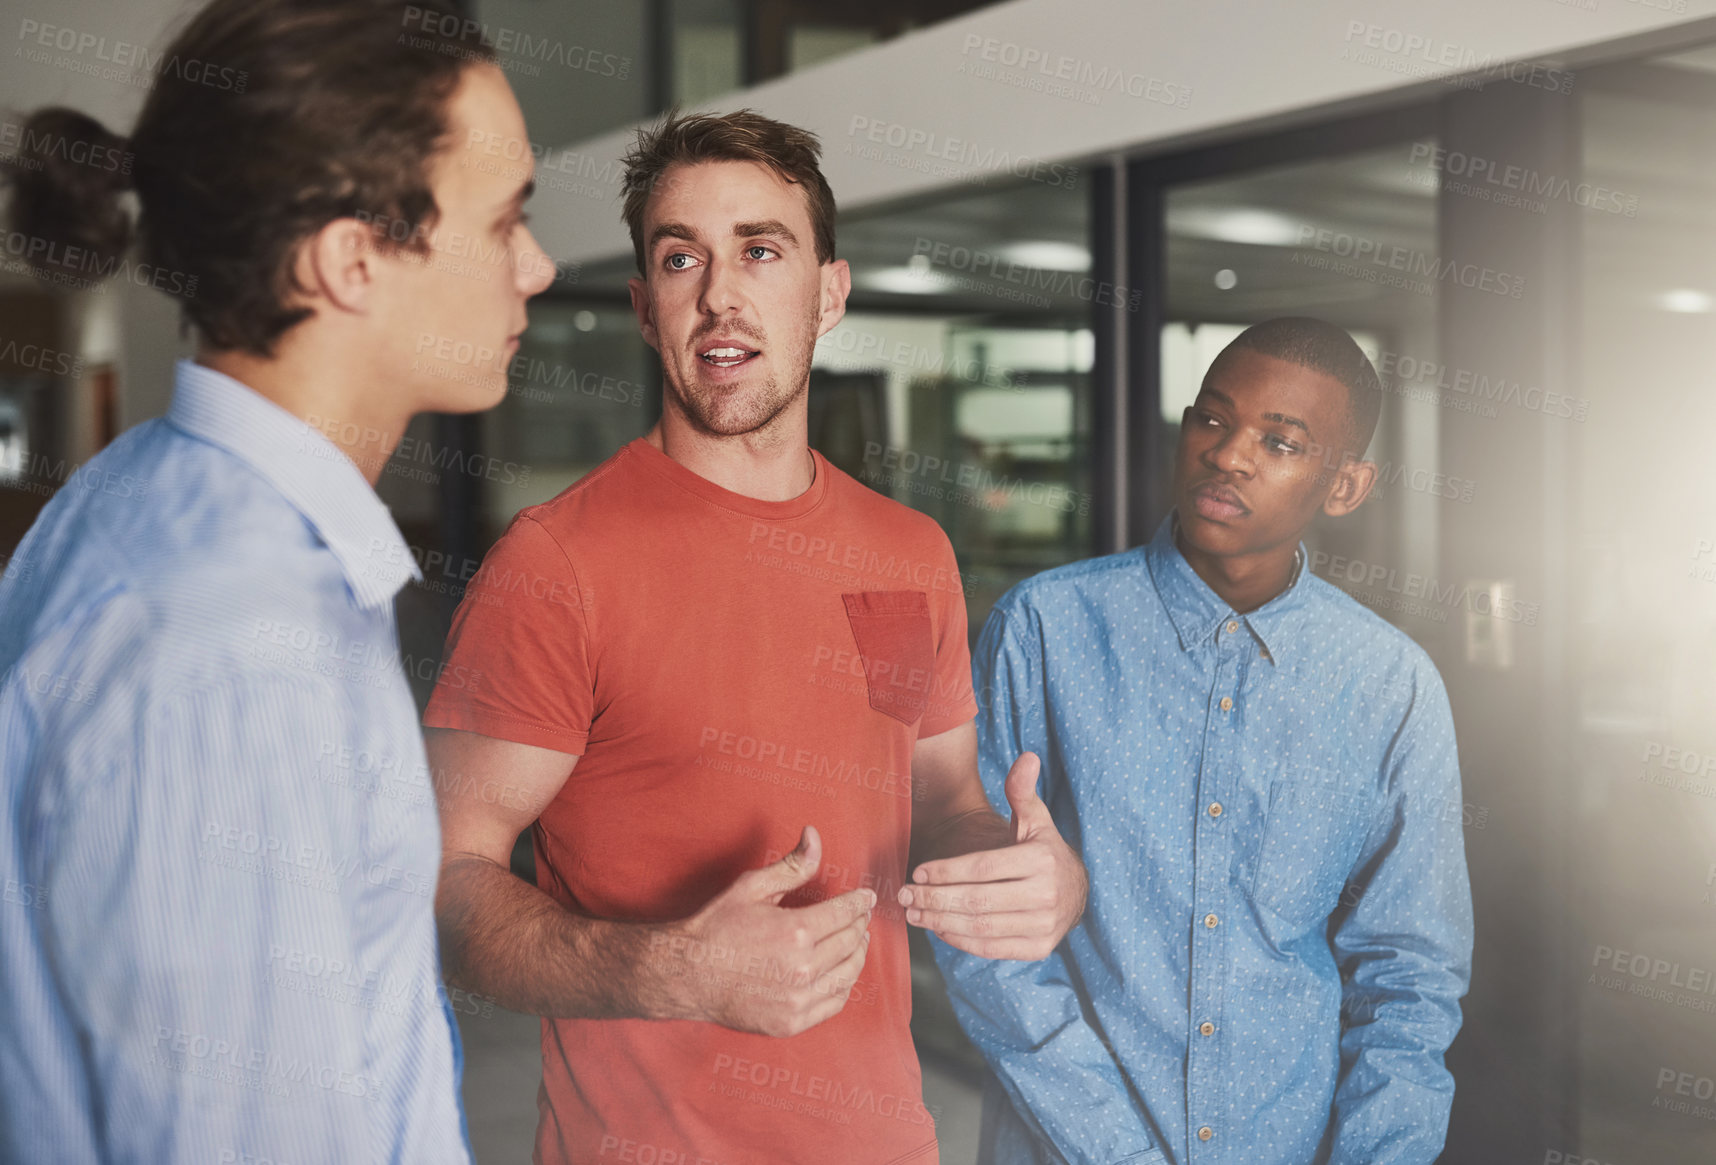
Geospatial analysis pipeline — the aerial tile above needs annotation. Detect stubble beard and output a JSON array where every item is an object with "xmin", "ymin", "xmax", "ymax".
[{"xmin": 666, "ymin": 297, "xmax": 822, "ymax": 439}]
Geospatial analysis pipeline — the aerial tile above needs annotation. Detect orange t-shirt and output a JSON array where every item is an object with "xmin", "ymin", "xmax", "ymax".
[{"xmin": 425, "ymin": 437, "xmax": 977, "ymax": 1165}]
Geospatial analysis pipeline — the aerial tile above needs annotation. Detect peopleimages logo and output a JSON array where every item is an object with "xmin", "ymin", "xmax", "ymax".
[
  {"xmin": 956, "ymin": 34, "xmax": 1192, "ymax": 109},
  {"xmin": 845, "ymin": 116, "xmax": 1078, "ymax": 189},
  {"xmin": 1590, "ymin": 943, "xmax": 1716, "ymax": 1007},
  {"xmin": 1408, "ymin": 143, "xmax": 1638, "ymax": 217},
  {"xmin": 862, "ymin": 442, "xmax": 1091, "ymax": 516},
  {"xmin": 1642, "ymin": 741, "xmax": 1716, "ymax": 780},
  {"xmin": 1340, "ymin": 22, "xmax": 1574, "ymax": 95},
  {"xmin": 0, "ymin": 229, "xmax": 198, "ymax": 297},
  {"xmin": 1296, "ymin": 226, "xmax": 1525, "ymax": 299},
  {"xmin": 1308, "ymin": 550, "xmax": 1539, "ymax": 624},
  {"xmin": 911, "ymin": 237, "xmax": 1139, "ymax": 310},
  {"xmin": 1654, "ymin": 1066, "xmax": 1716, "ymax": 1119},
  {"xmin": 1371, "ymin": 348, "xmax": 1590, "ymax": 423},
  {"xmin": 0, "ymin": 119, "xmax": 131, "ymax": 176},
  {"xmin": 399, "ymin": 6, "xmax": 632, "ymax": 80},
  {"xmin": 16, "ymin": 18, "xmax": 248, "ymax": 92},
  {"xmin": 151, "ymin": 1025, "xmax": 379, "ymax": 1100},
  {"xmin": 0, "ymin": 338, "xmax": 82, "ymax": 377},
  {"xmin": 817, "ymin": 326, "xmax": 1016, "ymax": 390},
  {"xmin": 709, "ymin": 1053, "xmax": 937, "ymax": 1127}
]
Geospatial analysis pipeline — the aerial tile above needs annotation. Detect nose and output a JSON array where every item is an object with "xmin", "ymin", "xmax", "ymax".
[
  {"xmin": 698, "ymin": 254, "xmax": 747, "ymax": 317},
  {"xmin": 513, "ymin": 225, "xmax": 556, "ymax": 298},
  {"xmin": 1204, "ymin": 427, "xmax": 1253, "ymax": 476}
]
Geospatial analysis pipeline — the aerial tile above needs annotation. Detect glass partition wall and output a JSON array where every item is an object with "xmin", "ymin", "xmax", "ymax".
[
  {"xmin": 1566, "ymin": 44, "xmax": 1716, "ymax": 1164},
  {"xmin": 829, "ymin": 179, "xmax": 1097, "ymax": 630}
]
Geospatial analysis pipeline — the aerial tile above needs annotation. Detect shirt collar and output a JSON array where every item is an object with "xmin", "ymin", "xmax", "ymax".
[
  {"xmin": 165, "ymin": 358, "xmax": 422, "ymax": 610},
  {"xmin": 1143, "ymin": 511, "xmax": 1310, "ymax": 665}
]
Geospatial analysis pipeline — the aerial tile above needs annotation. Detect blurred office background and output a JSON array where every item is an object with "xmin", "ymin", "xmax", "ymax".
[{"xmin": 9, "ymin": 0, "xmax": 1716, "ymax": 1160}]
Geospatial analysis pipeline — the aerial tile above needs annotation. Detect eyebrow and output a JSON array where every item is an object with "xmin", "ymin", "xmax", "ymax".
[
  {"xmin": 1262, "ymin": 411, "xmax": 1313, "ymax": 439},
  {"xmin": 1198, "ymin": 388, "xmax": 1316, "ymax": 440},
  {"xmin": 647, "ymin": 218, "xmax": 801, "ymax": 254},
  {"xmin": 647, "ymin": 221, "xmax": 699, "ymax": 253},
  {"xmin": 732, "ymin": 219, "xmax": 798, "ymax": 247},
  {"xmin": 494, "ymin": 177, "xmax": 535, "ymax": 224}
]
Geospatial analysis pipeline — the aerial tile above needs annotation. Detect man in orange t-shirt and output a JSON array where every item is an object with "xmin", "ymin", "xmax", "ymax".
[{"xmin": 424, "ymin": 110, "xmax": 1088, "ymax": 1165}]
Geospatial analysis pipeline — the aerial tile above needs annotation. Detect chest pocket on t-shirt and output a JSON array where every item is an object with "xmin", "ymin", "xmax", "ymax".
[{"xmin": 841, "ymin": 590, "xmax": 934, "ymax": 727}]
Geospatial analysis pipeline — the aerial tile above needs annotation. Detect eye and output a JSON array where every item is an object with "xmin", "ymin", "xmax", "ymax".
[
  {"xmin": 745, "ymin": 245, "xmax": 778, "ymax": 261},
  {"xmin": 1265, "ymin": 434, "xmax": 1301, "ymax": 455},
  {"xmin": 665, "ymin": 252, "xmax": 699, "ymax": 271}
]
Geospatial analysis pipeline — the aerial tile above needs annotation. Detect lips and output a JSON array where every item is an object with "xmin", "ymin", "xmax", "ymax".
[
  {"xmin": 1189, "ymin": 480, "xmax": 1249, "ymax": 522},
  {"xmin": 697, "ymin": 337, "xmax": 761, "ymax": 368}
]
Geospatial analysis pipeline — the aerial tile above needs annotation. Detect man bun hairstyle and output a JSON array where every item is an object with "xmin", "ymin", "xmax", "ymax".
[
  {"xmin": 2, "ymin": 0, "xmax": 497, "ymax": 357},
  {"xmin": 4, "ymin": 107, "xmax": 136, "ymax": 277}
]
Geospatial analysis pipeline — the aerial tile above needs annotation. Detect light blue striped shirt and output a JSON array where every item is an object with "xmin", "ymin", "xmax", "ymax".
[
  {"xmin": 934, "ymin": 516, "xmax": 1473, "ymax": 1165},
  {"xmin": 0, "ymin": 360, "xmax": 469, "ymax": 1164}
]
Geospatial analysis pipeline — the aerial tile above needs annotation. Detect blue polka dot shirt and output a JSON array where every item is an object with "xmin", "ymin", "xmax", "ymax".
[{"xmin": 932, "ymin": 515, "xmax": 1474, "ymax": 1165}]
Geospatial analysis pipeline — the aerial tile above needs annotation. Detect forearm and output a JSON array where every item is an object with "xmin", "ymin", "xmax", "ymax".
[{"xmin": 437, "ymin": 853, "xmax": 692, "ymax": 1021}]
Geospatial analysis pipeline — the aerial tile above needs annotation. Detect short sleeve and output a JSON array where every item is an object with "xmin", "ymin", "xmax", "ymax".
[
  {"xmin": 918, "ymin": 527, "xmax": 978, "ymax": 738},
  {"xmin": 424, "ymin": 515, "xmax": 592, "ymax": 755}
]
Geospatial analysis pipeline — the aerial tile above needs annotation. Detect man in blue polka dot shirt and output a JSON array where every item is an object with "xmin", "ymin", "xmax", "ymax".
[{"xmin": 930, "ymin": 317, "xmax": 1474, "ymax": 1164}]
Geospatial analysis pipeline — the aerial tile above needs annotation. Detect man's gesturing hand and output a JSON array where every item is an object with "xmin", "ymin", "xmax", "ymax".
[
  {"xmin": 658, "ymin": 825, "xmax": 875, "ymax": 1037},
  {"xmin": 898, "ymin": 753, "xmax": 1088, "ymax": 960}
]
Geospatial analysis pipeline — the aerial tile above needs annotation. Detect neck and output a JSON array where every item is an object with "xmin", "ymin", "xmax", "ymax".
[
  {"xmin": 1173, "ymin": 518, "xmax": 1300, "ymax": 615},
  {"xmin": 647, "ymin": 392, "xmax": 814, "ymax": 501},
  {"xmin": 198, "ymin": 336, "xmax": 414, "ymax": 487}
]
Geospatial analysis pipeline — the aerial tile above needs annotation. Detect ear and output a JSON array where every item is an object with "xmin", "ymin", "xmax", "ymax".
[
  {"xmin": 294, "ymin": 217, "xmax": 381, "ymax": 317},
  {"xmin": 1322, "ymin": 456, "xmax": 1377, "ymax": 517},
  {"xmin": 816, "ymin": 258, "xmax": 851, "ymax": 339},
  {"xmin": 627, "ymin": 274, "xmax": 658, "ymax": 352}
]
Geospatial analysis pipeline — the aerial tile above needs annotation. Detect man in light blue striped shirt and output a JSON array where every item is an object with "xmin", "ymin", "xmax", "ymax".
[{"xmin": 0, "ymin": 2, "xmax": 555, "ymax": 1160}]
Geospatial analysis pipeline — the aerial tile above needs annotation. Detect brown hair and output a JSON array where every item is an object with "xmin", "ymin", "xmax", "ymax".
[
  {"xmin": 620, "ymin": 108, "xmax": 837, "ymax": 275},
  {"xmin": 2, "ymin": 0, "xmax": 496, "ymax": 357}
]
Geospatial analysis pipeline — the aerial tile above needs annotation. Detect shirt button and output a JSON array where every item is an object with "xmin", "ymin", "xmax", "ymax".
[
  {"xmin": 1225, "ymin": 620, "xmax": 1238, "ymax": 633},
  {"xmin": 1204, "ymin": 912, "xmax": 1219, "ymax": 929},
  {"xmin": 1219, "ymin": 696, "xmax": 1233, "ymax": 712},
  {"xmin": 1198, "ymin": 1126, "xmax": 1214, "ymax": 1141},
  {"xmin": 1208, "ymin": 802, "xmax": 1223, "ymax": 818},
  {"xmin": 1199, "ymin": 1021, "xmax": 1215, "ymax": 1036}
]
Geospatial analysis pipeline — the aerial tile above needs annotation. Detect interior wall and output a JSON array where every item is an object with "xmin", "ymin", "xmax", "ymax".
[{"xmin": 532, "ymin": 0, "xmax": 1716, "ymax": 265}]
